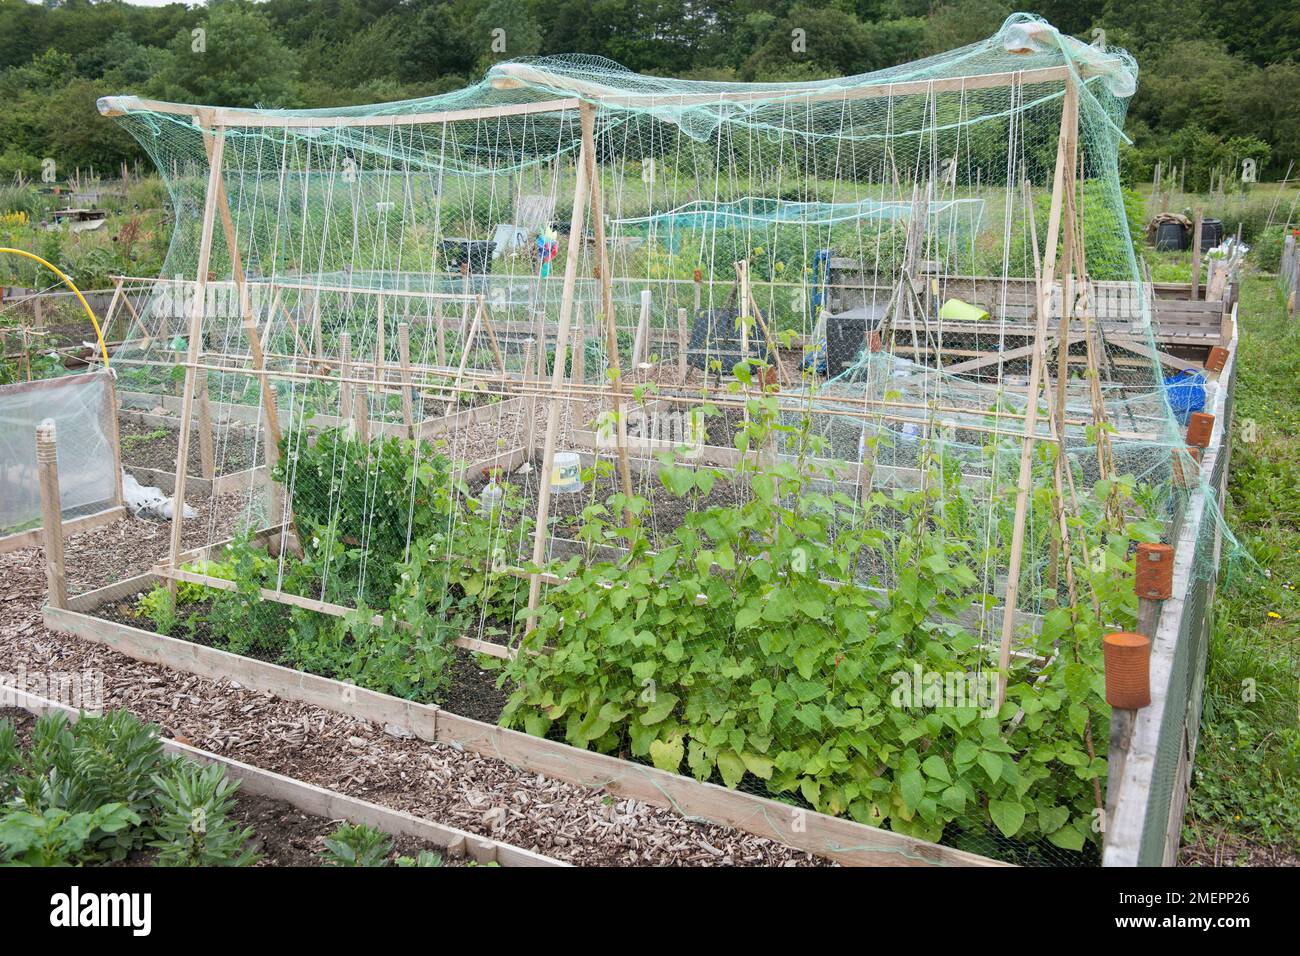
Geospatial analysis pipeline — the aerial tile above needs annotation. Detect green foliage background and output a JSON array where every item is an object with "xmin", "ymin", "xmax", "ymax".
[{"xmin": 0, "ymin": 0, "xmax": 1297, "ymax": 181}]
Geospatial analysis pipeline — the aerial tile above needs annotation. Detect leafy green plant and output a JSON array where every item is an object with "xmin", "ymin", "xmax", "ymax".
[
  {"xmin": 0, "ymin": 804, "xmax": 140, "ymax": 866},
  {"xmin": 136, "ymin": 585, "xmax": 179, "ymax": 635},
  {"xmin": 0, "ymin": 719, "xmax": 20, "ymax": 804},
  {"xmin": 276, "ymin": 428, "xmax": 456, "ymax": 603},
  {"xmin": 500, "ymin": 378, "xmax": 1137, "ymax": 856},
  {"xmin": 321, "ymin": 822, "xmax": 394, "ymax": 866},
  {"xmin": 120, "ymin": 427, "xmax": 168, "ymax": 451},
  {"xmin": 0, "ymin": 710, "xmax": 262, "ymax": 866},
  {"xmin": 395, "ymin": 850, "xmax": 444, "ymax": 867},
  {"xmin": 149, "ymin": 761, "xmax": 257, "ymax": 867}
]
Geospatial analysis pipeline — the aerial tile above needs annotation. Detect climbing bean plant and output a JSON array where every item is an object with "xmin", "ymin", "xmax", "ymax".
[{"xmin": 500, "ymin": 375, "xmax": 1155, "ymax": 858}]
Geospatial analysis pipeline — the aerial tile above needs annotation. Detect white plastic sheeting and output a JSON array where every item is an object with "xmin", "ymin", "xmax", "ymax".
[{"xmin": 0, "ymin": 372, "xmax": 119, "ymax": 533}]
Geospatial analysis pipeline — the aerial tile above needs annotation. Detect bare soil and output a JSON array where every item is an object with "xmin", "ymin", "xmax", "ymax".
[{"xmin": 119, "ymin": 417, "xmax": 258, "ymax": 476}]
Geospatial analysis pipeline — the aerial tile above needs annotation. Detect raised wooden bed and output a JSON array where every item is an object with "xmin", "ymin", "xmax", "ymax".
[{"xmin": 43, "ymin": 585, "xmax": 1005, "ymax": 868}]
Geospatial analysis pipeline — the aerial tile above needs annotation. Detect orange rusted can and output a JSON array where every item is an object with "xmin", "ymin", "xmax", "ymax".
[
  {"xmin": 1186, "ymin": 411, "xmax": 1215, "ymax": 448},
  {"xmin": 1103, "ymin": 632, "xmax": 1151, "ymax": 709},
  {"xmin": 1135, "ymin": 542, "xmax": 1174, "ymax": 600},
  {"xmin": 1205, "ymin": 346, "xmax": 1230, "ymax": 373}
]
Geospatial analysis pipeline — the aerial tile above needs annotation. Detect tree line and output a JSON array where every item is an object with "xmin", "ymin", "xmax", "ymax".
[{"xmin": 1, "ymin": 0, "xmax": 1297, "ymax": 184}]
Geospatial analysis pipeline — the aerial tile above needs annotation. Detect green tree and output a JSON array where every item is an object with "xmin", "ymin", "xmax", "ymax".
[
  {"xmin": 154, "ymin": 1, "xmax": 299, "ymax": 107},
  {"xmin": 471, "ymin": 0, "xmax": 542, "ymax": 74}
]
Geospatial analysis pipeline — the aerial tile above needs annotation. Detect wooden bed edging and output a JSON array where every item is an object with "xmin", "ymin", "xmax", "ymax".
[
  {"xmin": 124, "ymin": 463, "xmax": 269, "ymax": 498},
  {"xmin": 0, "ymin": 505, "xmax": 125, "ymax": 555},
  {"xmin": 42, "ymin": 600, "xmax": 1005, "ymax": 868},
  {"xmin": 0, "ymin": 681, "xmax": 564, "ymax": 867}
]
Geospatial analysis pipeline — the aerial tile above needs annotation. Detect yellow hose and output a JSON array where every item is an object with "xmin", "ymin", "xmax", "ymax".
[{"xmin": 0, "ymin": 247, "xmax": 111, "ymax": 367}]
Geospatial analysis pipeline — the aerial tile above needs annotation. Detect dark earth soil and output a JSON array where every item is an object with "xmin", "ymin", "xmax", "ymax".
[
  {"xmin": 118, "ymin": 417, "xmax": 259, "ymax": 476},
  {"xmin": 494, "ymin": 454, "xmax": 751, "ymax": 551}
]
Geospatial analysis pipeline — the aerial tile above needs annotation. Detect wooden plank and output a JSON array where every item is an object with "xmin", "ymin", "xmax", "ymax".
[
  {"xmin": 526, "ymin": 102, "xmax": 594, "ymax": 631},
  {"xmin": 67, "ymin": 571, "xmax": 158, "ymax": 611},
  {"xmin": 166, "ymin": 119, "xmax": 226, "ymax": 595},
  {"xmin": 419, "ymin": 397, "xmax": 525, "ymax": 440},
  {"xmin": 99, "ymin": 94, "xmax": 582, "ymax": 129},
  {"xmin": 45, "ymin": 603, "xmax": 441, "ymax": 739},
  {"xmin": 1106, "ymin": 337, "xmax": 1201, "ymax": 373},
  {"xmin": 41, "ymin": 603, "xmax": 1005, "ymax": 868},
  {"xmin": 433, "ymin": 710, "xmax": 1006, "ymax": 868},
  {"xmin": 0, "ymin": 507, "xmax": 125, "ymax": 556}
]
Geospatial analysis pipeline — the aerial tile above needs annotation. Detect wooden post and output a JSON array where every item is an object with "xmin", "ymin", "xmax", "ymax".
[
  {"xmin": 744, "ymin": 282, "xmax": 790, "ymax": 385},
  {"xmin": 631, "ymin": 288, "xmax": 651, "ymax": 366},
  {"xmin": 376, "ymin": 294, "xmax": 386, "ymax": 384},
  {"xmin": 167, "ymin": 120, "xmax": 226, "ymax": 593},
  {"xmin": 397, "ymin": 322, "xmax": 415, "ymax": 436},
  {"xmin": 450, "ymin": 297, "xmax": 485, "ymax": 407},
  {"xmin": 677, "ymin": 307, "xmax": 689, "ymax": 383},
  {"xmin": 994, "ymin": 81, "xmax": 1077, "ymax": 712},
  {"xmin": 206, "ymin": 121, "xmax": 296, "ymax": 549},
  {"xmin": 310, "ymin": 289, "xmax": 323, "ymax": 361},
  {"xmin": 36, "ymin": 420, "xmax": 68, "ymax": 609},
  {"xmin": 101, "ymin": 278, "xmax": 125, "ymax": 344},
  {"xmin": 525, "ymin": 102, "xmax": 595, "ymax": 635},
  {"xmin": 477, "ymin": 298, "xmax": 507, "ymax": 375},
  {"xmin": 339, "ymin": 331, "xmax": 353, "ymax": 424},
  {"xmin": 571, "ymin": 303, "xmax": 585, "ymax": 385},
  {"xmin": 581, "ymin": 101, "xmax": 634, "ymax": 517},
  {"xmin": 102, "ymin": 372, "xmax": 125, "ymax": 509},
  {"xmin": 1189, "ymin": 208, "xmax": 1203, "ymax": 301},
  {"xmin": 520, "ymin": 338, "xmax": 538, "ymax": 454},
  {"xmin": 736, "ymin": 261, "xmax": 751, "ymax": 360},
  {"xmin": 195, "ymin": 367, "xmax": 216, "ymax": 480},
  {"xmin": 354, "ymin": 381, "xmax": 370, "ymax": 444},
  {"xmin": 532, "ymin": 308, "xmax": 548, "ymax": 378},
  {"xmin": 434, "ymin": 299, "xmax": 447, "ymax": 366},
  {"xmin": 458, "ymin": 268, "xmax": 472, "ymax": 342}
]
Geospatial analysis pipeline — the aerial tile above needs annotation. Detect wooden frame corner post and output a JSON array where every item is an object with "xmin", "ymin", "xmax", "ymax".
[
  {"xmin": 167, "ymin": 120, "xmax": 227, "ymax": 595},
  {"xmin": 525, "ymin": 101, "xmax": 594, "ymax": 635},
  {"xmin": 994, "ymin": 77, "xmax": 1077, "ymax": 711}
]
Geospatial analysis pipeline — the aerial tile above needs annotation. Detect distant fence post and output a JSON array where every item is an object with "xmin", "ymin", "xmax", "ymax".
[{"xmin": 36, "ymin": 419, "xmax": 68, "ymax": 609}]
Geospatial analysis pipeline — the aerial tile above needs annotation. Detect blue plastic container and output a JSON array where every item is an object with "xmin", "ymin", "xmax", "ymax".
[{"xmin": 1164, "ymin": 371, "xmax": 1206, "ymax": 425}]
